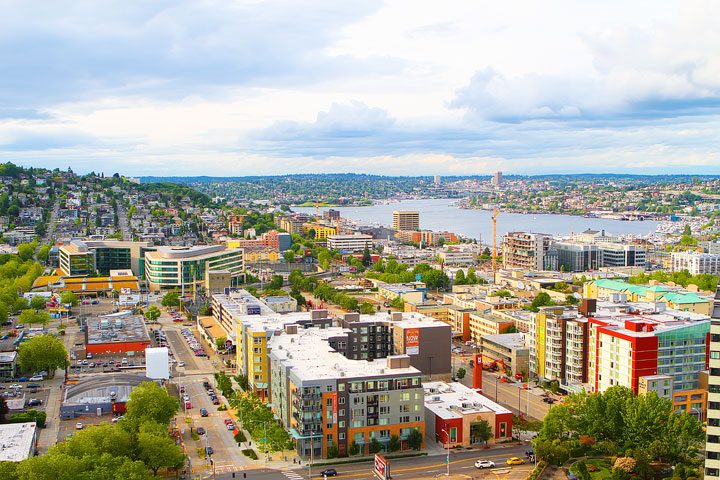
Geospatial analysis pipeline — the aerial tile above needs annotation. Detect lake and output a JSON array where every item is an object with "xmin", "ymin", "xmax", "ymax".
[{"xmin": 293, "ymin": 198, "xmax": 659, "ymax": 243}]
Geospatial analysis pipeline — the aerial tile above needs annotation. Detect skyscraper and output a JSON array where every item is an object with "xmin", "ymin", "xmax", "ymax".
[
  {"xmin": 492, "ymin": 171, "xmax": 503, "ymax": 186},
  {"xmin": 392, "ymin": 211, "xmax": 420, "ymax": 231}
]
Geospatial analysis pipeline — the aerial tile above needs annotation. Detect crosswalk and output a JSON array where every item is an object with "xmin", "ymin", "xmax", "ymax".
[{"xmin": 282, "ymin": 471, "xmax": 305, "ymax": 480}]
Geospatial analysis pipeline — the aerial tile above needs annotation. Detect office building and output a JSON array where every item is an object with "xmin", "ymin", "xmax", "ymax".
[
  {"xmin": 598, "ymin": 242, "xmax": 647, "ymax": 268},
  {"xmin": 144, "ymin": 244, "xmax": 244, "ymax": 292},
  {"xmin": 479, "ymin": 334, "xmax": 529, "ymax": 379},
  {"xmin": 491, "ymin": 171, "xmax": 502, "ymax": 187},
  {"xmin": 502, "ymin": 232, "xmax": 555, "ymax": 270},
  {"xmin": 228, "ymin": 230, "xmax": 292, "ymax": 251},
  {"xmin": 468, "ymin": 311, "xmax": 516, "ymax": 342},
  {"xmin": 555, "ymin": 242, "xmax": 599, "ymax": 272},
  {"xmin": 326, "ymin": 234, "xmax": 373, "ymax": 252},
  {"xmin": 671, "ymin": 251, "xmax": 720, "ymax": 276},
  {"xmin": 269, "ymin": 330, "xmax": 425, "ymax": 459},
  {"xmin": 392, "ymin": 211, "xmax": 420, "ymax": 232},
  {"xmin": 58, "ymin": 239, "xmax": 155, "ymax": 277},
  {"xmin": 704, "ymin": 281, "xmax": 720, "ymax": 479},
  {"xmin": 424, "ymin": 382, "xmax": 512, "ymax": 447}
]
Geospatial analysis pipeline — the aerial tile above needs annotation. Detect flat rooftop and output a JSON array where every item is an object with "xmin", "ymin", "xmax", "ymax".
[
  {"xmin": 148, "ymin": 245, "xmax": 240, "ymax": 260},
  {"xmin": 269, "ymin": 329, "xmax": 420, "ymax": 382},
  {"xmin": 481, "ymin": 333, "xmax": 528, "ymax": 350},
  {"xmin": 423, "ymin": 381, "xmax": 511, "ymax": 419},
  {"xmin": 0, "ymin": 422, "xmax": 36, "ymax": 462},
  {"xmin": 64, "ymin": 373, "xmax": 157, "ymax": 405},
  {"xmin": 86, "ymin": 313, "xmax": 150, "ymax": 345}
]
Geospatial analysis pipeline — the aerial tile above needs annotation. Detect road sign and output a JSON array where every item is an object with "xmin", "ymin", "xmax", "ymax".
[{"xmin": 374, "ymin": 453, "xmax": 389, "ymax": 480}]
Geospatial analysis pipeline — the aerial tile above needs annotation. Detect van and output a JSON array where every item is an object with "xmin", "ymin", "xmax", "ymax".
[{"xmin": 121, "ymin": 358, "xmax": 128, "ymax": 366}]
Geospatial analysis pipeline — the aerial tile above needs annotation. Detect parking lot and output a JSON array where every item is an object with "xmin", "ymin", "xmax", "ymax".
[{"xmin": 0, "ymin": 379, "xmax": 52, "ymax": 412}]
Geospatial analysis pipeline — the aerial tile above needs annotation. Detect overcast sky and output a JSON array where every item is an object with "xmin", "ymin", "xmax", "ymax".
[{"xmin": 1, "ymin": 1, "xmax": 719, "ymax": 176}]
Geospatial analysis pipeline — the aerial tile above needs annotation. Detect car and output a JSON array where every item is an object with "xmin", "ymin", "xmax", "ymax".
[
  {"xmin": 86, "ymin": 353, "xmax": 92, "ymax": 359},
  {"xmin": 227, "ymin": 423, "xmax": 234, "ymax": 430},
  {"xmin": 27, "ymin": 383, "xmax": 40, "ymax": 388},
  {"xmin": 88, "ymin": 363, "xmax": 95, "ymax": 368},
  {"xmin": 17, "ymin": 377, "xmax": 28, "ymax": 382},
  {"xmin": 179, "ymin": 362, "xmax": 185, "ymax": 367},
  {"xmin": 224, "ymin": 418, "xmax": 232, "ymax": 425},
  {"xmin": 197, "ymin": 427, "xmax": 206, "ymax": 435},
  {"xmin": 507, "ymin": 457, "xmax": 525, "ymax": 466},
  {"xmin": 28, "ymin": 399, "xmax": 42, "ymax": 406},
  {"xmin": 82, "ymin": 359, "xmax": 88, "ymax": 365},
  {"xmin": 76, "ymin": 423, "xmax": 83, "ymax": 430},
  {"xmin": 29, "ymin": 387, "xmax": 37, "ymax": 393},
  {"xmin": 212, "ymin": 397, "xmax": 220, "ymax": 405},
  {"xmin": 8, "ymin": 384, "xmax": 21, "ymax": 389},
  {"xmin": 16, "ymin": 324, "xmax": 25, "ymax": 329},
  {"xmin": 543, "ymin": 397, "xmax": 555, "ymax": 404},
  {"xmin": 319, "ymin": 469, "xmax": 337, "ymax": 477},
  {"xmin": 28, "ymin": 376, "xmax": 42, "ymax": 383},
  {"xmin": 173, "ymin": 317, "xmax": 183, "ymax": 322},
  {"xmin": 475, "ymin": 460, "xmax": 495, "ymax": 469},
  {"xmin": 179, "ymin": 386, "xmax": 185, "ymax": 393},
  {"xmin": 205, "ymin": 446, "xmax": 213, "ymax": 456},
  {"xmin": 103, "ymin": 362, "xmax": 109, "ymax": 367},
  {"xmin": 183, "ymin": 394, "xmax": 190, "ymax": 401},
  {"xmin": 200, "ymin": 408, "xmax": 208, "ymax": 417},
  {"xmin": 185, "ymin": 401, "xmax": 192, "ymax": 409}
]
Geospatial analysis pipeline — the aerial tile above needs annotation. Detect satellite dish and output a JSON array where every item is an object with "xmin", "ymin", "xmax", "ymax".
[
  {"xmin": 573, "ymin": 292, "xmax": 582, "ymax": 299},
  {"xmin": 517, "ymin": 281, "xmax": 525, "ymax": 290},
  {"xmin": 526, "ymin": 285, "xmax": 532, "ymax": 291}
]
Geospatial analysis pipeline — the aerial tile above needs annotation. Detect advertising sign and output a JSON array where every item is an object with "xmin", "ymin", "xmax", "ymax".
[
  {"xmin": 120, "ymin": 287, "xmax": 132, "ymax": 294},
  {"xmin": 119, "ymin": 294, "xmax": 141, "ymax": 306},
  {"xmin": 332, "ymin": 392, "xmax": 338, "ymax": 424},
  {"xmin": 405, "ymin": 328, "xmax": 420, "ymax": 355},
  {"xmin": 374, "ymin": 454, "xmax": 389, "ymax": 480}
]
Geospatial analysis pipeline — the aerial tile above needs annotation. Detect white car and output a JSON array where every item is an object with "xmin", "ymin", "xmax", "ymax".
[
  {"xmin": 75, "ymin": 423, "xmax": 83, "ymax": 430},
  {"xmin": 9, "ymin": 384, "xmax": 21, "ymax": 389},
  {"xmin": 179, "ymin": 362, "xmax": 185, "ymax": 367},
  {"xmin": 475, "ymin": 460, "xmax": 495, "ymax": 469},
  {"xmin": 29, "ymin": 375, "xmax": 44, "ymax": 382}
]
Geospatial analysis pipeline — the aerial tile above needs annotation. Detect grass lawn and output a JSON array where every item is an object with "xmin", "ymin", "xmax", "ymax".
[{"xmin": 570, "ymin": 458, "xmax": 613, "ymax": 479}]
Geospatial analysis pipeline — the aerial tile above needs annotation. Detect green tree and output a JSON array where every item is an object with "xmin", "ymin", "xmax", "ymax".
[
  {"xmin": 610, "ymin": 468, "xmax": 630, "ymax": 480},
  {"xmin": 529, "ymin": 292, "xmax": 554, "ymax": 312},
  {"xmin": 267, "ymin": 275, "xmax": 284, "ymax": 290},
  {"xmin": 575, "ymin": 460, "xmax": 590, "ymax": 480},
  {"xmin": 266, "ymin": 422, "xmax": 294, "ymax": 453},
  {"xmin": 122, "ymin": 381, "xmax": 179, "ymax": 433},
  {"xmin": 144, "ymin": 305, "xmax": 161, "ymax": 323},
  {"xmin": 60, "ymin": 291, "xmax": 79, "ymax": 306},
  {"xmin": 288, "ymin": 269, "xmax": 304, "ymax": 287},
  {"xmin": 215, "ymin": 336, "xmax": 228, "ymax": 351},
  {"xmin": 29, "ymin": 295, "xmax": 47, "ymax": 310},
  {"xmin": 137, "ymin": 422, "xmax": 186, "ymax": 476},
  {"xmin": 456, "ymin": 368, "xmax": 466, "ymax": 380},
  {"xmin": 466, "ymin": 267, "xmax": 478, "ymax": 284},
  {"xmin": 283, "ymin": 250, "xmax": 295, "ymax": 263},
  {"xmin": 360, "ymin": 302, "xmax": 375, "ymax": 314},
  {"xmin": 214, "ymin": 371, "xmax": 233, "ymax": 397},
  {"xmin": 362, "ymin": 245, "xmax": 372, "ymax": 267},
  {"xmin": 161, "ymin": 291, "xmax": 180, "ymax": 307},
  {"xmin": 17, "ymin": 242, "xmax": 35, "ymax": 262},
  {"xmin": 454, "ymin": 269, "xmax": 466, "ymax": 285},
  {"xmin": 388, "ymin": 434, "xmax": 401, "ymax": 452},
  {"xmin": 349, "ymin": 440, "xmax": 360, "ymax": 456},
  {"xmin": 408, "ymin": 428, "xmax": 423, "ymax": 451},
  {"xmin": 0, "ymin": 397, "xmax": 9, "ymax": 422},
  {"xmin": 472, "ymin": 419, "xmax": 493, "ymax": 445},
  {"xmin": 17, "ymin": 334, "xmax": 68, "ymax": 373},
  {"xmin": 37, "ymin": 244, "xmax": 51, "ymax": 264},
  {"xmin": 369, "ymin": 437, "xmax": 382, "ymax": 454}
]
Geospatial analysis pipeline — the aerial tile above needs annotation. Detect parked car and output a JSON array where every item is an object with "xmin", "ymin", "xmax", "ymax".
[
  {"xmin": 226, "ymin": 423, "xmax": 234, "ymax": 430},
  {"xmin": 212, "ymin": 397, "xmax": 220, "ymax": 405},
  {"xmin": 200, "ymin": 408, "xmax": 208, "ymax": 417},
  {"xmin": 475, "ymin": 460, "xmax": 495, "ymax": 469},
  {"xmin": 205, "ymin": 446, "xmax": 213, "ymax": 456},
  {"xmin": 224, "ymin": 418, "xmax": 232, "ymax": 425},
  {"xmin": 542, "ymin": 397, "xmax": 555, "ymax": 404},
  {"xmin": 28, "ymin": 399, "xmax": 42, "ymax": 406},
  {"xmin": 27, "ymin": 383, "xmax": 40, "ymax": 388},
  {"xmin": 29, "ymin": 375, "xmax": 43, "ymax": 382},
  {"xmin": 197, "ymin": 427, "xmax": 206, "ymax": 435},
  {"xmin": 76, "ymin": 423, "xmax": 83, "ymax": 430},
  {"xmin": 319, "ymin": 469, "xmax": 337, "ymax": 477},
  {"xmin": 179, "ymin": 362, "xmax": 185, "ymax": 367},
  {"xmin": 17, "ymin": 377, "xmax": 28, "ymax": 382},
  {"xmin": 179, "ymin": 385, "xmax": 185, "ymax": 393},
  {"xmin": 16, "ymin": 324, "xmax": 25, "ymax": 329},
  {"xmin": 185, "ymin": 401, "xmax": 192, "ymax": 409}
]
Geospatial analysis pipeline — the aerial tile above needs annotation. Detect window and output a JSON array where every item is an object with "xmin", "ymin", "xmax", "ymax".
[
  {"xmin": 339, "ymin": 409, "xmax": 345, "ymax": 416},
  {"xmin": 339, "ymin": 421, "xmax": 345, "ymax": 428},
  {"xmin": 327, "ymin": 399, "xmax": 333, "ymax": 406},
  {"xmin": 338, "ymin": 397, "xmax": 345, "ymax": 405},
  {"xmin": 367, "ymin": 381, "xmax": 375, "ymax": 390},
  {"xmin": 399, "ymin": 405, "xmax": 409, "ymax": 413},
  {"xmin": 327, "ymin": 385, "xmax": 333, "ymax": 392},
  {"xmin": 401, "ymin": 393, "xmax": 410, "ymax": 401},
  {"xmin": 339, "ymin": 384, "xmax": 345, "ymax": 392},
  {"xmin": 380, "ymin": 394, "xmax": 389, "ymax": 403},
  {"xmin": 253, "ymin": 337, "xmax": 263, "ymax": 345},
  {"xmin": 327, "ymin": 434, "xmax": 333, "ymax": 442},
  {"xmin": 379, "ymin": 406, "xmax": 390, "ymax": 415},
  {"xmin": 339, "ymin": 433, "xmax": 345, "ymax": 440},
  {"xmin": 380, "ymin": 430, "xmax": 390, "ymax": 438},
  {"xmin": 400, "ymin": 416, "xmax": 409, "ymax": 423}
]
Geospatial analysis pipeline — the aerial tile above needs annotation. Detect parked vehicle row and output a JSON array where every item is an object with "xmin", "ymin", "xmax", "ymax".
[{"xmin": 181, "ymin": 328, "xmax": 207, "ymax": 357}]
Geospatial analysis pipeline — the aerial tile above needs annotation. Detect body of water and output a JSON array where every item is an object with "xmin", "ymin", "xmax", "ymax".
[{"xmin": 294, "ymin": 199, "xmax": 659, "ymax": 244}]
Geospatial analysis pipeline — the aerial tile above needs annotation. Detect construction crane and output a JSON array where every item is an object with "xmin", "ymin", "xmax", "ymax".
[{"xmin": 492, "ymin": 210, "xmax": 500, "ymax": 273}]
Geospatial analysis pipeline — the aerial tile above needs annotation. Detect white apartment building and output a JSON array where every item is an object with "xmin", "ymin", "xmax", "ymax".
[
  {"xmin": 326, "ymin": 234, "xmax": 373, "ymax": 251},
  {"xmin": 671, "ymin": 251, "xmax": 720, "ymax": 276},
  {"xmin": 704, "ymin": 283, "xmax": 720, "ymax": 479}
]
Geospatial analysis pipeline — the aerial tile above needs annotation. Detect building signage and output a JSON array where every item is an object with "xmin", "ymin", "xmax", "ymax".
[
  {"xmin": 332, "ymin": 392, "xmax": 338, "ymax": 424},
  {"xmin": 374, "ymin": 453, "xmax": 389, "ymax": 480},
  {"xmin": 405, "ymin": 328, "xmax": 420, "ymax": 355}
]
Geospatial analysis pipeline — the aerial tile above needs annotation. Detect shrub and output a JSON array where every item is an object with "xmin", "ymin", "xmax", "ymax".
[
  {"xmin": 234, "ymin": 431, "xmax": 247, "ymax": 443},
  {"xmin": 614, "ymin": 457, "xmax": 636, "ymax": 473},
  {"xmin": 191, "ymin": 431, "xmax": 199, "ymax": 441},
  {"xmin": 197, "ymin": 447, "xmax": 206, "ymax": 459},
  {"xmin": 217, "ymin": 404, "xmax": 227, "ymax": 411},
  {"xmin": 242, "ymin": 449, "xmax": 258, "ymax": 460}
]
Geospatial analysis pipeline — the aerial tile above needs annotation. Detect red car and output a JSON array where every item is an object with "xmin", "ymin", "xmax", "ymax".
[
  {"xmin": 185, "ymin": 401, "xmax": 192, "ymax": 409},
  {"xmin": 180, "ymin": 386, "xmax": 185, "ymax": 393},
  {"xmin": 224, "ymin": 418, "xmax": 232, "ymax": 425},
  {"xmin": 173, "ymin": 317, "xmax": 183, "ymax": 322},
  {"xmin": 212, "ymin": 398, "xmax": 220, "ymax": 405}
]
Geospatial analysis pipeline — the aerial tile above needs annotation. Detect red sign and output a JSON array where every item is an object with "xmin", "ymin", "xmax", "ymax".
[
  {"xmin": 374, "ymin": 454, "xmax": 389, "ymax": 480},
  {"xmin": 332, "ymin": 392, "xmax": 337, "ymax": 424}
]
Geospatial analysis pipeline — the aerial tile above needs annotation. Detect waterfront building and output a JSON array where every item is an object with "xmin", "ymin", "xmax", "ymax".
[
  {"xmin": 597, "ymin": 242, "xmax": 647, "ymax": 268},
  {"xmin": 671, "ymin": 251, "xmax": 720, "ymax": 276},
  {"xmin": 326, "ymin": 234, "xmax": 373, "ymax": 251},
  {"xmin": 144, "ymin": 245, "xmax": 244, "ymax": 292},
  {"xmin": 392, "ymin": 211, "xmax": 420, "ymax": 231},
  {"xmin": 704, "ymin": 281, "xmax": 720, "ymax": 479},
  {"xmin": 502, "ymin": 232, "xmax": 555, "ymax": 270}
]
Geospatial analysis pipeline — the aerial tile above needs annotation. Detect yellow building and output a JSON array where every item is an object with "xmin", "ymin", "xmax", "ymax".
[
  {"xmin": 583, "ymin": 279, "xmax": 712, "ymax": 315},
  {"xmin": 302, "ymin": 224, "xmax": 336, "ymax": 240},
  {"xmin": 242, "ymin": 249, "xmax": 282, "ymax": 263}
]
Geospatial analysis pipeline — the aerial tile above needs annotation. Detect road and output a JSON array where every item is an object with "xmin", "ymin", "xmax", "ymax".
[
  {"xmin": 43, "ymin": 197, "xmax": 60, "ymax": 244},
  {"xmin": 115, "ymin": 199, "xmax": 130, "ymax": 241},
  {"xmin": 197, "ymin": 445, "xmax": 535, "ymax": 480}
]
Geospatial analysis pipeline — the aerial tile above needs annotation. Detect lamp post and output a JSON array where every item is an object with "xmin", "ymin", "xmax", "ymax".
[{"xmin": 441, "ymin": 427, "xmax": 451, "ymax": 476}]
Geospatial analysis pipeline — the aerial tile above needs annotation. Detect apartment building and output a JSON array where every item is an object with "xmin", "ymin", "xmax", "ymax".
[
  {"xmin": 276, "ymin": 216, "xmax": 305, "ymax": 235},
  {"xmin": 392, "ymin": 211, "xmax": 420, "ymax": 231},
  {"xmin": 269, "ymin": 331, "xmax": 425, "ymax": 459},
  {"xmin": 227, "ymin": 230, "xmax": 292, "ymax": 251},
  {"xmin": 479, "ymin": 334, "xmax": 529, "ymax": 378},
  {"xmin": 502, "ymin": 232, "xmax": 554, "ymax": 270},
  {"xmin": 704, "ymin": 282, "xmax": 720, "ymax": 480},
  {"xmin": 326, "ymin": 234, "xmax": 373, "ymax": 251},
  {"xmin": 144, "ymin": 245, "xmax": 244, "ymax": 292},
  {"xmin": 468, "ymin": 311, "xmax": 515, "ymax": 342},
  {"xmin": 671, "ymin": 251, "xmax": 720, "ymax": 276},
  {"xmin": 584, "ymin": 279, "xmax": 713, "ymax": 315},
  {"xmin": 302, "ymin": 224, "xmax": 336, "ymax": 240}
]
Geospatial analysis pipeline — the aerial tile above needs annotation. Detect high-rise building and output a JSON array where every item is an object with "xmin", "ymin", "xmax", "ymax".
[
  {"xmin": 492, "ymin": 171, "xmax": 503, "ymax": 186},
  {"xmin": 671, "ymin": 251, "xmax": 720, "ymax": 275},
  {"xmin": 434, "ymin": 175, "xmax": 441, "ymax": 184},
  {"xmin": 704, "ymin": 281, "xmax": 720, "ymax": 479},
  {"xmin": 59, "ymin": 239, "xmax": 156, "ymax": 277},
  {"xmin": 502, "ymin": 232, "xmax": 554, "ymax": 270},
  {"xmin": 392, "ymin": 211, "xmax": 420, "ymax": 231}
]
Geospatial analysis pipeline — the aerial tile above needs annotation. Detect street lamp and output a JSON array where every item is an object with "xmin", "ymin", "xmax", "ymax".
[{"xmin": 441, "ymin": 427, "xmax": 451, "ymax": 476}]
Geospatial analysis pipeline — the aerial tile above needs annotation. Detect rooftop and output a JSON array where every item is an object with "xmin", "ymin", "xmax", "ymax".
[
  {"xmin": 423, "ymin": 382, "xmax": 511, "ymax": 419},
  {"xmin": 0, "ymin": 422, "xmax": 37, "ymax": 462},
  {"xmin": 481, "ymin": 333, "xmax": 528, "ymax": 350},
  {"xmin": 86, "ymin": 312, "xmax": 150, "ymax": 346},
  {"xmin": 0, "ymin": 351, "xmax": 18, "ymax": 363},
  {"xmin": 63, "ymin": 373, "xmax": 157, "ymax": 406},
  {"xmin": 148, "ymin": 244, "xmax": 240, "ymax": 260}
]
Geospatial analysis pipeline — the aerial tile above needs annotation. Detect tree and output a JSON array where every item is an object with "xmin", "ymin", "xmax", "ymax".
[
  {"xmin": 388, "ymin": 434, "xmax": 401, "ymax": 452},
  {"xmin": 0, "ymin": 397, "xmax": 8, "ymax": 422},
  {"xmin": 266, "ymin": 422, "xmax": 294, "ymax": 453},
  {"xmin": 215, "ymin": 336, "xmax": 228, "ymax": 351},
  {"xmin": 214, "ymin": 371, "xmax": 233, "ymax": 397},
  {"xmin": 472, "ymin": 419, "xmax": 493, "ymax": 445},
  {"xmin": 454, "ymin": 269, "xmax": 466, "ymax": 285},
  {"xmin": 60, "ymin": 291, "xmax": 79, "ymax": 306},
  {"xmin": 466, "ymin": 267, "xmax": 478, "ymax": 284},
  {"xmin": 29, "ymin": 295, "xmax": 47, "ymax": 310},
  {"xmin": 283, "ymin": 250, "xmax": 295, "ymax": 263},
  {"xmin": 144, "ymin": 305, "xmax": 161, "ymax": 323},
  {"xmin": 37, "ymin": 244, "xmax": 51, "ymax": 264},
  {"xmin": 17, "ymin": 242, "xmax": 35, "ymax": 261},
  {"xmin": 408, "ymin": 428, "xmax": 423, "ymax": 451},
  {"xmin": 360, "ymin": 302, "xmax": 375, "ymax": 314},
  {"xmin": 683, "ymin": 224, "xmax": 692, "ymax": 235},
  {"xmin": 362, "ymin": 245, "xmax": 372, "ymax": 267},
  {"xmin": 137, "ymin": 422, "xmax": 185, "ymax": 476},
  {"xmin": 369, "ymin": 437, "xmax": 382, "ymax": 454},
  {"xmin": 267, "ymin": 275, "xmax": 284, "ymax": 290},
  {"xmin": 530, "ymin": 292, "xmax": 554, "ymax": 312},
  {"xmin": 288, "ymin": 269, "xmax": 304, "ymax": 287},
  {"xmin": 575, "ymin": 460, "xmax": 590, "ymax": 480},
  {"xmin": 122, "ymin": 381, "xmax": 179, "ymax": 433},
  {"xmin": 349, "ymin": 440, "xmax": 360, "ymax": 456},
  {"xmin": 18, "ymin": 334, "xmax": 67, "ymax": 373},
  {"xmin": 161, "ymin": 291, "xmax": 180, "ymax": 307},
  {"xmin": 456, "ymin": 368, "xmax": 466, "ymax": 380}
]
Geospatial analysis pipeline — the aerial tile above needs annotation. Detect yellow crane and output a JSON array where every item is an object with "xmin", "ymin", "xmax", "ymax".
[{"xmin": 492, "ymin": 210, "xmax": 500, "ymax": 273}]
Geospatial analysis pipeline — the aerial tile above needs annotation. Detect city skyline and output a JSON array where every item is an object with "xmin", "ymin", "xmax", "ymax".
[{"xmin": 1, "ymin": 1, "xmax": 720, "ymax": 176}]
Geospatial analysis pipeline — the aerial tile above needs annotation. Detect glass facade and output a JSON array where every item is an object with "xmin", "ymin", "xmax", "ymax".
[{"xmin": 94, "ymin": 247, "xmax": 132, "ymax": 274}]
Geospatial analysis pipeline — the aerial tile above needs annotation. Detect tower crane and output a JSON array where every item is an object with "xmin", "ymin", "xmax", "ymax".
[{"xmin": 492, "ymin": 210, "xmax": 500, "ymax": 273}]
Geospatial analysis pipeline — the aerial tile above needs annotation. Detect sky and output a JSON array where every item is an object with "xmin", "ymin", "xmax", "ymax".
[{"xmin": 1, "ymin": 0, "xmax": 720, "ymax": 177}]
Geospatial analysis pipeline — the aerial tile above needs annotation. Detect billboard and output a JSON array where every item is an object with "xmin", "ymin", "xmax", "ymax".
[
  {"xmin": 405, "ymin": 328, "xmax": 420, "ymax": 355},
  {"xmin": 145, "ymin": 347, "xmax": 170, "ymax": 380},
  {"xmin": 374, "ymin": 454, "xmax": 389, "ymax": 480},
  {"xmin": 119, "ymin": 294, "xmax": 141, "ymax": 306},
  {"xmin": 120, "ymin": 287, "xmax": 132, "ymax": 294}
]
